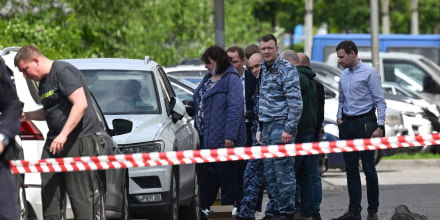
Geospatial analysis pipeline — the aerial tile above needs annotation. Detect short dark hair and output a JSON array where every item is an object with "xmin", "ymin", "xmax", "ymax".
[
  {"xmin": 259, "ymin": 34, "xmax": 277, "ymax": 46},
  {"xmin": 14, "ymin": 45, "xmax": 44, "ymax": 67},
  {"xmin": 336, "ymin": 40, "xmax": 358, "ymax": 55},
  {"xmin": 226, "ymin": 46, "xmax": 245, "ymax": 60},
  {"xmin": 244, "ymin": 44, "xmax": 260, "ymax": 60},
  {"xmin": 201, "ymin": 46, "xmax": 231, "ymax": 74}
]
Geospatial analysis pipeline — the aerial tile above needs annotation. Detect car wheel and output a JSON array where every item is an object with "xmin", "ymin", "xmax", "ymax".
[
  {"xmin": 187, "ymin": 169, "xmax": 201, "ymax": 220},
  {"xmin": 94, "ymin": 173, "xmax": 106, "ymax": 220},
  {"xmin": 150, "ymin": 169, "xmax": 179, "ymax": 220},
  {"xmin": 179, "ymin": 169, "xmax": 201, "ymax": 220},
  {"xmin": 166, "ymin": 170, "xmax": 179, "ymax": 220},
  {"xmin": 120, "ymin": 179, "xmax": 129, "ymax": 220},
  {"xmin": 16, "ymin": 174, "xmax": 28, "ymax": 220}
]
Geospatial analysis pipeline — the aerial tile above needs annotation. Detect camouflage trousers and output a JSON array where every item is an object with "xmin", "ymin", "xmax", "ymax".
[
  {"xmin": 262, "ymin": 120, "xmax": 296, "ymax": 216},
  {"xmin": 238, "ymin": 159, "xmax": 275, "ymax": 218}
]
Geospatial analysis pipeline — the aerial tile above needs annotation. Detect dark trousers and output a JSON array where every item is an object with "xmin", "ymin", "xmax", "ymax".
[
  {"xmin": 198, "ymin": 135, "xmax": 237, "ymax": 210},
  {"xmin": 294, "ymin": 132, "xmax": 319, "ymax": 217},
  {"xmin": 234, "ymin": 122, "xmax": 253, "ymax": 209},
  {"xmin": 338, "ymin": 115, "xmax": 379, "ymax": 213},
  {"xmin": 0, "ymin": 161, "xmax": 20, "ymax": 220},
  {"xmin": 199, "ymin": 161, "xmax": 237, "ymax": 210},
  {"xmin": 41, "ymin": 134, "xmax": 102, "ymax": 220}
]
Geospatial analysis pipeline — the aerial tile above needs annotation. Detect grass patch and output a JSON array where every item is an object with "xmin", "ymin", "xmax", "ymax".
[{"xmin": 383, "ymin": 152, "xmax": 440, "ymax": 160}]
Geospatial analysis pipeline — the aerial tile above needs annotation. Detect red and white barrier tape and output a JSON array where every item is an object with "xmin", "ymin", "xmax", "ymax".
[{"xmin": 9, "ymin": 133, "xmax": 440, "ymax": 174}]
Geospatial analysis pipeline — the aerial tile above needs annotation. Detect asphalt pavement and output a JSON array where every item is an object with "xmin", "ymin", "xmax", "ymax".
[{"xmin": 256, "ymin": 159, "xmax": 440, "ymax": 220}]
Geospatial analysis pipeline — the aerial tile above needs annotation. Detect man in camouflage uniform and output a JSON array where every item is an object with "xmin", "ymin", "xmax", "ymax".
[
  {"xmin": 258, "ymin": 34, "xmax": 303, "ymax": 220},
  {"xmin": 238, "ymin": 53, "xmax": 275, "ymax": 220}
]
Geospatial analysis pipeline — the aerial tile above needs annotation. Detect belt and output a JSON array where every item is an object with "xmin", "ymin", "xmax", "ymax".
[{"xmin": 343, "ymin": 108, "xmax": 375, "ymax": 121}]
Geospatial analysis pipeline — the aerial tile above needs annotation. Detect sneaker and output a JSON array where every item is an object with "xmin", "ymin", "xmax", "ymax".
[
  {"xmin": 232, "ymin": 207, "xmax": 239, "ymax": 217},
  {"xmin": 367, "ymin": 212, "xmax": 378, "ymax": 220},
  {"xmin": 331, "ymin": 210, "xmax": 361, "ymax": 220},
  {"xmin": 312, "ymin": 212, "xmax": 322, "ymax": 220},
  {"xmin": 201, "ymin": 208, "xmax": 211, "ymax": 217}
]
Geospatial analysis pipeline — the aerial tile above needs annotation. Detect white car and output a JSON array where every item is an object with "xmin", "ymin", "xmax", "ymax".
[
  {"xmin": 164, "ymin": 64, "xmax": 207, "ymax": 85},
  {"xmin": 326, "ymin": 51, "xmax": 440, "ymax": 102},
  {"xmin": 64, "ymin": 57, "xmax": 201, "ymax": 220},
  {"xmin": 2, "ymin": 47, "xmax": 131, "ymax": 220}
]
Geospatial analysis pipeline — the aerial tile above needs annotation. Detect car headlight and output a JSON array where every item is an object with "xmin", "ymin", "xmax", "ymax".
[{"xmin": 120, "ymin": 141, "xmax": 165, "ymax": 154}]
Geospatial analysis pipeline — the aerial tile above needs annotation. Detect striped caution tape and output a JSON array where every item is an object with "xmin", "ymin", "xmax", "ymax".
[{"xmin": 9, "ymin": 133, "xmax": 440, "ymax": 174}]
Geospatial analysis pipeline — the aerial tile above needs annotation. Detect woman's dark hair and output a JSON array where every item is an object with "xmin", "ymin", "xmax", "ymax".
[
  {"xmin": 201, "ymin": 46, "xmax": 231, "ymax": 74},
  {"xmin": 336, "ymin": 40, "xmax": 358, "ymax": 55}
]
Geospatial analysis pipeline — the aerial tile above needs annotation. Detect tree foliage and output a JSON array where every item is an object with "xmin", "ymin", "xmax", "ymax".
[{"xmin": 0, "ymin": 0, "xmax": 439, "ymax": 66}]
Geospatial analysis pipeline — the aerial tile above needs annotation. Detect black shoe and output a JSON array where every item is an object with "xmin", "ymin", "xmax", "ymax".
[
  {"xmin": 275, "ymin": 214, "xmax": 294, "ymax": 220},
  {"xmin": 331, "ymin": 210, "xmax": 361, "ymax": 220},
  {"xmin": 312, "ymin": 212, "xmax": 322, "ymax": 220},
  {"xmin": 367, "ymin": 212, "xmax": 378, "ymax": 220},
  {"xmin": 262, "ymin": 216, "xmax": 274, "ymax": 220}
]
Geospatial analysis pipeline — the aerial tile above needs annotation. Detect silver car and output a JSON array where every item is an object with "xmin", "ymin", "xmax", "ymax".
[{"xmin": 64, "ymin": 57, "xmax": 201, "ymax": 220}]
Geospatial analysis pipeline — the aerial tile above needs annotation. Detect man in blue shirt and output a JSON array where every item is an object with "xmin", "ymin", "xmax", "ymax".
[{"xmin": 332, "ymin": 40, "xmax": 386, "ymax": 220}]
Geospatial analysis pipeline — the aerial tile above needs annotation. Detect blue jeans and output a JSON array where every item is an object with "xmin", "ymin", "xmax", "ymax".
[
  {"xmin": 294, "ymin": 132, "xmax": 320, "ymax": 217},
  {"xmin": 262, "ymin": 120, "xmax": 296, "ymax": 216},
  {"xmin": 338, "ymin": 115, "xmax": 379, "ymax": 213}
]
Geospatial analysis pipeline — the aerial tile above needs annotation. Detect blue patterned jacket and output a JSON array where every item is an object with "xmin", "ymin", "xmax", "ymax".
[{"xmin": 193, "ymin": 66, "xmax": 247, "ymax": 149}]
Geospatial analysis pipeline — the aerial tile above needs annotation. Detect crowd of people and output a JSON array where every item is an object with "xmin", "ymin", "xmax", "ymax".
[
  {"xmin": 194, "ymin": 35, "xmax": 386, "ymax": 220},
  {"xmin": 0, "ymin": 36, "xmax": 386, "ymax": 220}
]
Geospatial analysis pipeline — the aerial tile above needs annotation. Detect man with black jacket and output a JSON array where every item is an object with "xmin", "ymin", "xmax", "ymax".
[
  {"xmin": 0, "ymin": 56, "xmax": 21, "ymax": 220},
  {"xmin": 227, "ymin": 46, "xmax": 258, "ymax": 216}
]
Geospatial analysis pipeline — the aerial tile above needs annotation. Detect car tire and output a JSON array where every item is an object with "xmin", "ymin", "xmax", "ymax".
[
  {"xmin": 151, "ymin": 169, "xmax": 179, "ymax": 220},
  {"xmin": 120, "ymin": 178, "xmax": 129, "ymax": 220},
  {"xmin": 16, "ymin": 174, "xmax": 28, "ymax": 220},
  {"xmin": 180, "ymin": 169, "xmax": 201, "ymax": 220},
  {"xmin": 166, "ymin": 169, "xmax": 179, "ymax": 220},
  {"xmin": 94, "ymin": 173, "xmax": 106, "ymax": 220}
]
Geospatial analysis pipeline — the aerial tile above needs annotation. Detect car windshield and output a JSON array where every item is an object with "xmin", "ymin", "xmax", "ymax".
[{"xmin": 82, "ymin": 70, "xmax": 159, "ymax": 115}]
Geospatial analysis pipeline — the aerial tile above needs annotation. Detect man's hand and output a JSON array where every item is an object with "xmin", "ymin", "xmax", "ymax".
[
  {"xmin": 0, "ymin": 142, "xmax": 4, "ymax": 155},
  {"xmin": 371, "ymin": 127, "xmax": 384, "ymax": 138},
  {"xmin": 225, "ymin": 139, "xmax": 235, "ymax": 148},
  {"xmin": 337, "ymin": 118, "xmax": 343, "ymax": 125},
  {"xmin": 50, "ymin": 134, "xmax": 67, "ymax": 155},
  {"xmin": 281, "ymin": 131, "xmax": 292, "ymax": 144}
]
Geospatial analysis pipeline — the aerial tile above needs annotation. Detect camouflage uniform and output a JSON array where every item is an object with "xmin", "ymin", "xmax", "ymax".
[
  {"xmin": 239, "ymin": 71, "xmax": 275, "ymax": 219},
  {"xmin": 259, "ymin": 55, "xmax": 302, "ymax": 216}
]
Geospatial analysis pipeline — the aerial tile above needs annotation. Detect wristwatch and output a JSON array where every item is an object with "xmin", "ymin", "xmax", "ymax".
[
  {"xmin": 377, "ymin": 125, "xmax": 385, "ymax": 130},
  {"xmin": 0, "ymin": 133, "xmax": 9, "ymax": 146}
]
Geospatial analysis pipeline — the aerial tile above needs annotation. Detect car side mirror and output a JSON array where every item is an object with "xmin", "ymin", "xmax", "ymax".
[
  {"xmin": 170, "ymin": 97, "xmax": 185, "ymax": 123},
  {"xmin": 111, "ymin": 119, "xmax": 133, "ymax": 136},
  {"xmin": 182, "ymin": 99, "xmax": 195, "ymax": 117}
]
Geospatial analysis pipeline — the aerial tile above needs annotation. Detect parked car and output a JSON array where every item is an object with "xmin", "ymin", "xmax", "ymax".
[
  {"xmin": 1, "ymin": 47, "xmax": 132, "ymax": 220},
  {"xmin": 164, "ymin": 64, "xmax": 207, "ymax": 85},
  {"xmin": 326, "ymin": 51, "xmax": 440, "ymax": 103},
  {"xmin": 63, "ymin": 57, "xmax": 201, "ymax": 220}
]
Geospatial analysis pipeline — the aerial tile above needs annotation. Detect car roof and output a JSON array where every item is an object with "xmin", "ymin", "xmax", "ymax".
[
  {"xmin": 63, "ymin": 57, "xmax": 160, "ymax": 71},
  {"xmin": 164, "ymin": 64, "xmax": 206, "ymax": 72},
  {"xmin": 357, "ymin": 51, "xmax": 425, "ymax": 59}
]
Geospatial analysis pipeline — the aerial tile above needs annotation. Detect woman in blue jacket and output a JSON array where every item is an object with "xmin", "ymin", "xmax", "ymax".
[{"xmin": 194, "ymin": 46, "xmax": 247, "ymax": 218}]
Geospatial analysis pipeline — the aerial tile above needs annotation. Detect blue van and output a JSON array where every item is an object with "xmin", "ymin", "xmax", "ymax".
[{"xmin": 311, "ymin": 34, "xmax": 440, "ymax": 65}]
